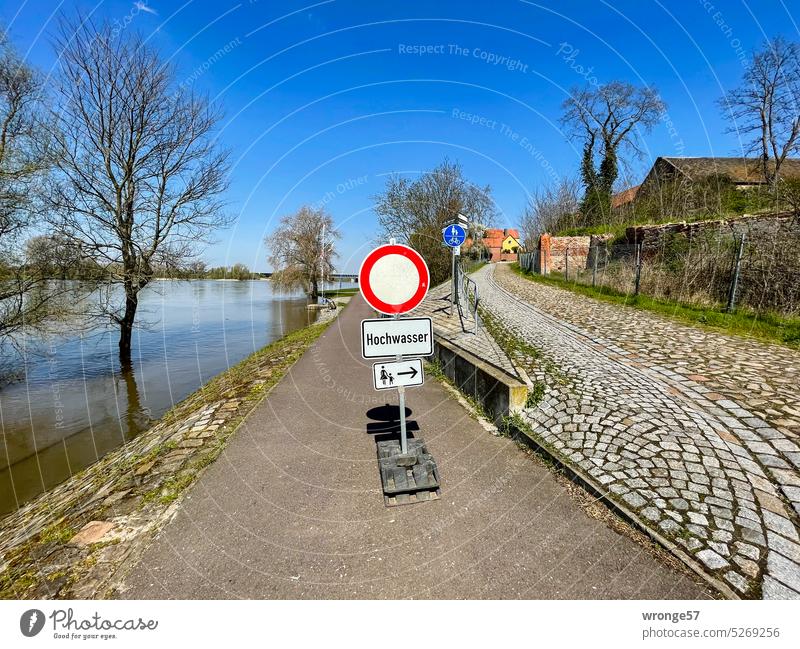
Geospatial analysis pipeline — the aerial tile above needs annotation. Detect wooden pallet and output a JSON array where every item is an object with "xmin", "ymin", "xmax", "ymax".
[{"xmin": 384, "ymin": 489, "xmax": 441, "ymax": 507}]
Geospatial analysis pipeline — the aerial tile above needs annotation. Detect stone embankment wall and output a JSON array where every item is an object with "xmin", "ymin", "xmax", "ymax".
[
  {"xmin": 625, "ymin": 211, "xmax": 798, "ymax": 250},
  {"xmin": 527, "ymin": 212, "xmax": 798, "ymax": 275}
]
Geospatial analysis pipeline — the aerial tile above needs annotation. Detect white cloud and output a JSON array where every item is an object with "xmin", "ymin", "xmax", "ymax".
[{"xmin": 134, "ymin": 1, "xmax": 158, "ymax": 15}]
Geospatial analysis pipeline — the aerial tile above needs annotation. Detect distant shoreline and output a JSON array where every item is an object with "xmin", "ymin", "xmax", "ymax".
[{"xmin": 151, "ymin": 277, "xmax": 269, "ymax": 281}]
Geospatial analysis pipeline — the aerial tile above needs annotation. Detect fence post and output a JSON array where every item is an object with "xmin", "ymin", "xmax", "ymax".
[
  {"xmin": 564, "ymin": 246, "xmax": 569, "ymax": 281},
  {"xmin": 592, "ymin": 244, "xmax": 599, "ymax": 287},
  {"xmin": 726, "ymin": 233, "xmax": 746, "ymax": 313},
  {"xmin": 634, "ymin": 243, "xmax": 643, "ymax": 296}
]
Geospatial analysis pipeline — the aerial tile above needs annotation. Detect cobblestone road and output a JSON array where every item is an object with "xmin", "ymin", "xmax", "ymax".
[{"xmin": 474, "ymin": 263, "xmax": 800, "ymax": 599}]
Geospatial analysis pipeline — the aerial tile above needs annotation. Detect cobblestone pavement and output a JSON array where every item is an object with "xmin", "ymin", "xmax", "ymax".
[
  {"xmin": 413, "ymin": 280, "xmax": 520, "ymax": 381},
  {"xmin": 474, "ymin": 263, "xmax": 800, "ymax": 599}
]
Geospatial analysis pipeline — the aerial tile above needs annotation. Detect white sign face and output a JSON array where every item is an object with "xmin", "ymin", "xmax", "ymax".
[
  {"xmin": 361, "ymin": 317, "xmax": 434, "ymax": 359},
  {"xmin": 370, "ymin": 254, "xmax": 418, "ymax": 304},
  {"xmin": 372, "ymin": 358, "xmax": 424, "ymax": 391}
]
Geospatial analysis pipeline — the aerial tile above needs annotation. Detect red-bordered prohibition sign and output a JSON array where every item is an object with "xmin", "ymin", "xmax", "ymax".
[{"xmin": 358, "ymin": 244, "xmax": 430, "ymax": 315}]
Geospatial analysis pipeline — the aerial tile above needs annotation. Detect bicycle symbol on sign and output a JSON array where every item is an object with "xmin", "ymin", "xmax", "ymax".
[{"xmin": 442, "ymin": 224, "xmax": 466, "ymax": 248}]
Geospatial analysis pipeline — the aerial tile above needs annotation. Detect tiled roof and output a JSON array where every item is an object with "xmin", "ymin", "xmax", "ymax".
[
  {"xmin": 660, "ymin": 157, "xmax": 800, "ymax": 183},
  {"xmin": 483, "ymin": 228, "xmax": 520, "ymax": 247},
  {"xmin": 611, "ymin": 185, "xmax": 640, "ymax": 208}
]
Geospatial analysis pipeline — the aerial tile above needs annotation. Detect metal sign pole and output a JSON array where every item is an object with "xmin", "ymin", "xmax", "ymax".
[
  {"xmin": 397, "ymin": 382, "xmax": 408, "ymax": 454},
  {"xmin": 450, "ymin": 247, "xmax": 456, "ymax": 315},
  {"xmin": 392, "ymin": 313, "xmax": 409, "ymax": 454},
  {"xmin": 443, "ymin": 221, "xmax": 467, "ymax": 316}
]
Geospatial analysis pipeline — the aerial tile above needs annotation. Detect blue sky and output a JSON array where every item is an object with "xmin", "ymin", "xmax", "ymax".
[{"xmin": 3, "ymin": 0, "xmax": 798, "ymax": 272}]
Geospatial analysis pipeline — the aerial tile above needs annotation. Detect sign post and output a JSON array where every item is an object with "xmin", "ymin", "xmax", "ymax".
[
  {"xmin": 396, "ymin": 343, "xmax": 408, "ymax": 453},
  {"xmin": 360, "ymin": 243, "xmax": 431, "ymax": 454},
  {"xmin": 442, "ymin": 217, "xmax": 467, "ymax": 315}
]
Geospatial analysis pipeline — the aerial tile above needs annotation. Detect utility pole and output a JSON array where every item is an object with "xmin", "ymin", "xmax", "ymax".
[{"xmin": 320, "ymin": 222, "xmax": 325, "ymax": 302}]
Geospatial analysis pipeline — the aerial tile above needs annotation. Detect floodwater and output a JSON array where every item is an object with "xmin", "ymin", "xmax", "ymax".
[{"xmin": 0, "ymin": 279, "xmax": 341, "ymax": 515}]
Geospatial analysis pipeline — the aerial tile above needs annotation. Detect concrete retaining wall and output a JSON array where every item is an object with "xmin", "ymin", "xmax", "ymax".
[{"xmin": 432, "ymin": 337, "xmax": 528, "ymax": 425}]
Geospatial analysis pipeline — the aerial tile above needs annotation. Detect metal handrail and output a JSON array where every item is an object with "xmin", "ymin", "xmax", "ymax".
[{"xmin": 461, "ymin": 270, "xmax": 479, "ymax": 334}]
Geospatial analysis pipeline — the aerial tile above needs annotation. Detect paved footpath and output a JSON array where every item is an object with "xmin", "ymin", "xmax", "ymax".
[
  {"xmin": 116, "ymin": 296, "xmax": 709, "ymax": 599},
  {"xmin": 476, "ymin": 263, "xmax": 800, "ymax": 599}
]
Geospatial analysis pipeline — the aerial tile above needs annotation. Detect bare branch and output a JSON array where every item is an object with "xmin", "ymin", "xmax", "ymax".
[{"xmin": 721, "ymin": 37, "xmax": 800, "ymax": 185}]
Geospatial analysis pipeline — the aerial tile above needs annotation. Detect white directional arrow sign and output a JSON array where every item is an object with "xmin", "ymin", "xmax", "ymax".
[{"xmin": 372, "ymin": 358, "xmax": 424, "ymax": 391}]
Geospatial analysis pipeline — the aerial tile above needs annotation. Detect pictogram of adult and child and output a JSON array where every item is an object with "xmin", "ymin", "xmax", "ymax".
[{"xmin": 378, "ymin": 366, "xmax": 395, "ymax": 387}]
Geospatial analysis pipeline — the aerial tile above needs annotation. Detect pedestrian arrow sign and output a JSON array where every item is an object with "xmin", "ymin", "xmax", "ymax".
[{"xmin": 372, "ymin": 358, "xmax": 424, "ymax": 391}]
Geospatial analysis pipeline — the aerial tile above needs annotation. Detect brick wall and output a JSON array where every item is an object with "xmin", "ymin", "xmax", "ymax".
[{"xmin": 546, "ymin": 236, "xmax": 591, "ymax": 273}]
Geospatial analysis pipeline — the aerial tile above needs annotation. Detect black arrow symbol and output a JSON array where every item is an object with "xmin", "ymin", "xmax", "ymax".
[{"xmin": 397, "ymin": 366, "xmax": 419, "ymax": 379}]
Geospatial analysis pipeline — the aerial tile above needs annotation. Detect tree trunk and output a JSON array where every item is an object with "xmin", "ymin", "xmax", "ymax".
[
  {"xmin": 119, "ymin": 289, "xmax": 138, "ymax": 362},
  {"xmin": 119, "ymin": 355, "xmax": 150, "ymax": 433},
  {"xmin": 310, "ymin": 279, "xmax": 319, "ymax": 301}
]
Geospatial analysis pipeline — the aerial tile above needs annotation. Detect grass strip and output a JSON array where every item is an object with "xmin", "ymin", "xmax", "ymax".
[{"xmin": 511, "ymin": 264, "xmax": 800, "ymax": 349}]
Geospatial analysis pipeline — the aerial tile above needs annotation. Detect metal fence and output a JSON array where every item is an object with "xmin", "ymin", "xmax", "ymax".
[{"xmin": 519, "ymin": 229, "xmax": 800, "ymax": 317}]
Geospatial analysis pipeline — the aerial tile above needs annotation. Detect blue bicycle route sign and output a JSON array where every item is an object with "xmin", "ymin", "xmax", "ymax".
[{"xmin": 442, "ymin": 223, "xmax": 467, "ymax": 247}]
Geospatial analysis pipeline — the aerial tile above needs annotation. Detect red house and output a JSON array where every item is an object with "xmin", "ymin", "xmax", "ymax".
[{"xmin": 465, "ymin": 228, "xmax": 521, "ymax": 262}]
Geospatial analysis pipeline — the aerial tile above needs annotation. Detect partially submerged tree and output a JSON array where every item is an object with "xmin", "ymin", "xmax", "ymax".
[
  {"xmin": 722, "ymin": 37, "xmax": 800, "ymax": 186},
  {"xmin": 267, "ymin": 205, "xmax": 339, "ymax": 299},
  {"xmin": 519, "ymin": 176, "xmax": 581, "ymax": 244},
  {"xmin": 374, "ymin": 160, "xmax": 496, "ymax": 285},
  {"xmin": 47, "ymin": 16, "xmax": 230, "ymax": 361},
  {"xmin": 561, "ymin": 82, "xmax": 665, "ymax": 224}
]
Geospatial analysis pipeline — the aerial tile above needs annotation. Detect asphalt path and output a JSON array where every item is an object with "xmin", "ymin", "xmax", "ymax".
[{"xmin": 118, "ymin": 296, "xmax": 711, "ymax": 599}]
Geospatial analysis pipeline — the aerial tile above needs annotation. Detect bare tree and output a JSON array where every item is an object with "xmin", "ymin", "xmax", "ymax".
[
  {"xmin": 268, "ymin": 205, "xmax": 340, "ymax": 299},
  {"xmin": 47, "ymin": 16, "xmax": 230, "ymax": 362},
  {"xmin": 519, "ymin": 176, "xmax": 581, "ymax": 244},
  {"xmin": 561, "ymin": 81, "xmax": 665, "ymax": 223},
  {"xmin": 778, "ymin": 177, "xmax": 800, "ymax": 215},
  {"xmin": 374, "ymin": 159, "xmax": 496, "ymax": 285},
  {"xmin": 722, "ymin": 37, "xmax": 800, "ymax": 186},
  {"xmin": 185, "ymin": 259, "xmax": 208, "ymax": 278},
  {"xmin": 0, "ymin": 28, "xmax": 54, "ymax": 348}
]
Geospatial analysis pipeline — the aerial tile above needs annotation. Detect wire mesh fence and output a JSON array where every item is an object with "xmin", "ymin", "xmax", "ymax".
[{"xmin": 519, "ymin": 227, "xmax": 800, "ymax": 317}]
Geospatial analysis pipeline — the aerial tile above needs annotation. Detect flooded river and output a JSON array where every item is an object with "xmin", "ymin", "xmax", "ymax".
[{"xmin": 0, "ymin": 279, "xmax": 334, "ymax": 514}]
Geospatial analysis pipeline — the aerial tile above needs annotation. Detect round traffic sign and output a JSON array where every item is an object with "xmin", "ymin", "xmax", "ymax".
[
  {"xmin": 358, "ymin": 244, "xmax": 430, "ymax": 314},
  {"xmin": 443, "ymin": 223, "xmax": 467, "ymax": 247}
]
